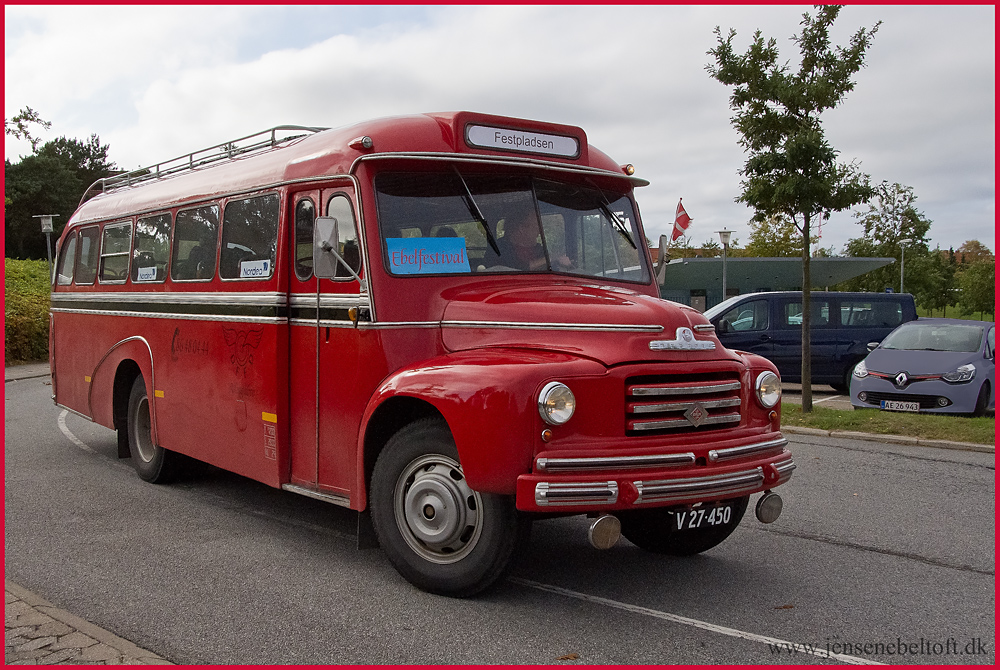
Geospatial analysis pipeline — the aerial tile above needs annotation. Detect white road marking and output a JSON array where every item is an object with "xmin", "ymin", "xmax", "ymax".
[
  {"xmin": 814, "ymin": 394, "xmax": 844, "ymax": 404},
  {"xmin": 58, "ymin": 410, "xmax": 96, "ymax": 453},
  {"xmin": 509, "ymin": 578, "xmax": 882, "ymax": 665}
]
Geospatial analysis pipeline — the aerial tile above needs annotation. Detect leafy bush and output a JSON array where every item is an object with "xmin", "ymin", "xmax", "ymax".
[{"xmin": 5, "ymin": 258, "xmax": 51, "ymax": 364}]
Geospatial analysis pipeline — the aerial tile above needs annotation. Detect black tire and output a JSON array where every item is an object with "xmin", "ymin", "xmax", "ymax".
[
  {"xmin": 831, "ymin": 363, "xmax": 856, "ymax": 395},
  {"xmin": 127, "ymin": 375, "xmax": 181, "ymax": 483},
  {"xmin": 972, "ymin": 382, "xmax": 991, "ymax": 417},
  {"xmin": 618, "ymin": 496, "xmax": 749, "ymax": 556},
  {"xmin": 369, "ymin": 418, "xmax": 526, "ymax": 597}
]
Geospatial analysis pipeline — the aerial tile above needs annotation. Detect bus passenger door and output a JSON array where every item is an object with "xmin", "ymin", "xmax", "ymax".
[{"xmin": 287, "ymin": 186, "xmax": 365, "ymax": 505}]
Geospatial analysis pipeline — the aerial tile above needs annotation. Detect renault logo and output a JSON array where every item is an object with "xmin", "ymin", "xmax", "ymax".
[{"xmin": 894, "ymin": 372, "xmax": 909, "ymax": 388}]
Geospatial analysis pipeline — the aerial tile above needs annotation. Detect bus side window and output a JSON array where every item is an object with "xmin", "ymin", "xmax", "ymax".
[
  {"xmin": 294, "ymin": 198, "xmax": 315, "ymax": 281},
  {"xmin": 99, "ymin": 222, "xmax": 132, "ymax": 283},
  {"xmin": 133, "ymin": 213, "xmax": 171, "ymax": 283},
  {"xmin": 172, "ymin": 205, "xmax": 220, "ymax": 281},
  {"xmin": 220, "ymin": 194, "xmax": 279, "ymax": 280},
  {"xmin": 327, "ymin": 194, "xmax": 362, "ymax": 281},
  {"xmin": 75, "ymin": 227, "xmax": 101, "ymax": 285},
  {"xmin": 56, "ymin": 232, "xmax": 78, "ymax": 286}
]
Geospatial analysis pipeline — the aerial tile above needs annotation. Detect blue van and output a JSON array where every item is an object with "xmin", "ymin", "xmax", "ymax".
[{"xmin": 704, "ymin": 292, "xmax": 918, "ymax": 392}]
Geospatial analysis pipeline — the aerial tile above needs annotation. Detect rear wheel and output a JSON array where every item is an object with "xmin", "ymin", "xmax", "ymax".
[
  {"xmin": 831, "ymin": 363, "xmax": 856, "ymax": 395},
  {"xmin": 370, "ymin": 418, "xmax": 526, "ymax": 597},
  {"xmin": 618, "ymin": 496, "xmax": 749, "ymax": 556},
  {"xmin": 127, "ymin": 375, "xmax": 181, "ymax": 483}
]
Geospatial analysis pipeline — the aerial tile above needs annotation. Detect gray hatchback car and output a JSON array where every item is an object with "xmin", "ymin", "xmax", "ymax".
[{"xmin": 850, "ymin": 318, "xmax": 995, "ymax": 416}]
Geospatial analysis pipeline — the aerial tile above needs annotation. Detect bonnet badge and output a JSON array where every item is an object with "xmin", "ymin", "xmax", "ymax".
[{"xmin": 649, "ymin": 327, "xmax": 716, "ymax": 351}]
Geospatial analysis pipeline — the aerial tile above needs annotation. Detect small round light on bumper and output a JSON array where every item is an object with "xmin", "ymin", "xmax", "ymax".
[
  {"xmin": 755, "ymin": 371, "xmax": 781, "ymax": 409},
  {"xmin": 538, "ymin": 382, "xmax": 576, "ymax": 425}
]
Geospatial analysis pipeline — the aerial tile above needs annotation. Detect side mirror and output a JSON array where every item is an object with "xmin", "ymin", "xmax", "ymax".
[
  {"xmin": 314, "ymin": 216, "xmax": 339, "ymax": 279},
  {"xmin": 867, "ymin": 341, "xmax": 879, "ymax": 352},
  {"xmin": 718, "ymin": 319, "xmax": 730, "ymax": 334}
]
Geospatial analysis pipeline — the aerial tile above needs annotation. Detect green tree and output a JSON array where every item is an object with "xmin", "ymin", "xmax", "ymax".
[
  {"xmin": 4, "ymin": 106, "xmax": 51, "ymax": 152},
  {"xmin": 956, "ymin": 261, "xmax": 995, "ymax": 319},
  {"xmin": 840, "ymin": 182, "xmax": 935, "ymax": 297},
  {"xmin": 740, "ymin": 214, "xmax": 803, "ymax": 257},
  {"xmin": 5, "ymin": 134, "xmax": 117, "ymax": 259},
  {"xmin": 707, "ymin": 5, "xmax": 880, "ymax": 410}
]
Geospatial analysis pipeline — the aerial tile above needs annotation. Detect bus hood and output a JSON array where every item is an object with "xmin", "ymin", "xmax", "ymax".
[{"xmin": 440, "ymin": 282, "xmax": 740, "ymax": 367}]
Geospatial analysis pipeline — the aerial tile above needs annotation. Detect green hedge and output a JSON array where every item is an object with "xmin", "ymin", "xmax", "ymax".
[{"xmin": 5, "ymin": 258, "xmax": 51, "ymax": 364}]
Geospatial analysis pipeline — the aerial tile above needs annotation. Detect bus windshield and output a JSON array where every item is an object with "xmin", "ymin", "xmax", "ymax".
[{"xmin": 375, "ymin": 171, "xmax": 649, "ymax": 282}]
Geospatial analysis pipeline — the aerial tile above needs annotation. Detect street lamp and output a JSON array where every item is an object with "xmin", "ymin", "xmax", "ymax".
[
  {"xmin": 898, "ymin": 238, "xmax": 913, "ymax": 294},
  {"xmin": 33, "ymin": 214, "xmax": 59, "ymax": 283},
  {"xmin": 717, "ymin": 228, "xmax": 732, "ymax": 301}
]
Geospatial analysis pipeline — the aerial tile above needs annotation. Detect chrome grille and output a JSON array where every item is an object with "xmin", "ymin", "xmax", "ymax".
[{"xmin": 626, "ymin": 372, "xmax": 742, "ymax": 435}]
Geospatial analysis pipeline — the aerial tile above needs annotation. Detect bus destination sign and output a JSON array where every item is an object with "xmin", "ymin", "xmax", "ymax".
[{"xmin": 466, "ymin": 124, "xmax": 580, "ymax": 159}]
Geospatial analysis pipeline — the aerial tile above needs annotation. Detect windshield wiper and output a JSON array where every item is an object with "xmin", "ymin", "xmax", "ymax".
[
  {"xmin": 452, "ymin": 166, "xmax": 501, "ymax": 256},
  {"xmin": 586, "ymin": 178, "xmax": 636, "ymax": 250}
]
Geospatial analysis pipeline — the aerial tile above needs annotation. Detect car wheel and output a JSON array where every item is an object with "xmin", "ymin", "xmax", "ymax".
[
  {"xmin": 618, "ymin": 496, "xmax": 749, "ymax": 556},
  {"xmin": 127, "ymin": 375, "xmax": 182, "ymax": 483},
  {"xmin": 831, "ymin": 364, "xmax": 856, "ymax": 395},
  {"xmin": 369, "ymin": 418, "xmax": 527, "ymax": 597},
  {"xmin": 972, "ymin": 382, "xmax": 991, "ymax": 417}
]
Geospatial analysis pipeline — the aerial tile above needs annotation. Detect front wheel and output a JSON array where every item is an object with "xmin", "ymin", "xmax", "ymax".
[
  {"xmin": 127, "ymin": 375, "xmax": 181, "ymax": 483},
  {"xmin": 972, "ymin": 382, "xmax": 991, "ymax": 417},
  {"xmin": 369, "ymin": 418, "xmax": 526, "ymax": 597},
  {"xmin": 618, "ymin": 496, "xmax": 749, "ymax": 556}
]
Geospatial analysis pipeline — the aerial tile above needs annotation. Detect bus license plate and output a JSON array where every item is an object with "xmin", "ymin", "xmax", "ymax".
[
  {"xmin": 881, "ymin": 400, "xmax": 919, "ymax": 412},
  {"xmin": 674, "ymin": 503, "xmax": 733, "ymax": 531}
]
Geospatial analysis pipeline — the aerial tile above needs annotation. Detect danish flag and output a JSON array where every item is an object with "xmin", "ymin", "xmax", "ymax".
[{"xmin": 672, "ymin": 198, "xmax": 692, "ymax": 241}]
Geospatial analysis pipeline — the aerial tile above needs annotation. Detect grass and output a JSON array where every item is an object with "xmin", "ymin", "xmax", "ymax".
[
  {"xmin": 5, "ymin": 258, "xmax": 51, "ymax": 364},
  {"xmin": 781, "ymin": 402, "xmax": 995, "ymax": 445}
]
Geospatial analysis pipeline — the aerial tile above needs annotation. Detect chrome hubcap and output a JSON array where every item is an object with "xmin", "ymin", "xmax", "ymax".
[
  {"xmin": 132, "ymin": 396, "xmax": 156, "ymax": 463},
  {"xmin": 394, "ymin": 454, "xmax": 482, "ymax": 564}
]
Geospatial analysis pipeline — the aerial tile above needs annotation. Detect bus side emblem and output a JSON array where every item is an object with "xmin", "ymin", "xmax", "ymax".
[
  {"xmin": 649, "ymin": 327, "xmax": 716, "ymax": 351},
  {"xmin": 223, "ymin": 326, "xmax": 263, "ymax": 375}
]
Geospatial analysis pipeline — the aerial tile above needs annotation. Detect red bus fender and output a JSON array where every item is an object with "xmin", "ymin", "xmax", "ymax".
[
  {"xmin": 354, "ymin": 348, "xmax": 606, "ymax": 504},
  {"xmin": 88, "ymin": 336, "xmax": 158, "ymax": 444}
]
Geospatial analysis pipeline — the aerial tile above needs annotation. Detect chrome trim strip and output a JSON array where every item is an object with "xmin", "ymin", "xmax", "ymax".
[
  {"xmin": 535, "ymin": 481, "xmax": 619, "ymax": 507},
  {"xmin": 635, "ymin": 467, "xmax": 764, "ymax": 504},
  {"xmin": 352, "ymin": 152, "xmax": 649, "ymax": 187},
  {"xmin": 693, "ymin": 324, "xmax": 715, "ymax": 332},
  {"xmin": 54, "ymin": 402, "xmax": 93, "ymax": 422},
  {"xmin": 281, "ymin": 484, "xmax": 351, "ymax": 508},
  {"xmin": 629, "ymin": 381, "xmax": 742, "ymax": 397},
  {"xmin": 536, "ymin": 452, "xmax": 696, "ymax": 472},
  {"xmin": 50, "ymin": 307, "xmax": 283, "ymax": 324},
  {"xmin": 630, "ymin": 397, "xmax": 741, "ymax": 414},
  {"xmin": 708, "ymin": 437, "xmax": 788, "ymax": 463},
  {"xmin": 629, "ymin": 413, "xmax": 741, "ymax": 431},
  {"xmin": 774, "ymin": 458, "xmax": 797, "ymax": 479},
  {"xmin": 289, "ymin": 294, "xmax": 370, "ymax": 308},
  {"xmin": 51, "ymin": 291, "xmax": 286, "ymax": 306},
  {"xmin": 360, "ymin": 321, "xmax": 442, "ymax": 330},
  {"xmin": 442, "ymin": 320, "xmax": 663, "ymax": 333}
]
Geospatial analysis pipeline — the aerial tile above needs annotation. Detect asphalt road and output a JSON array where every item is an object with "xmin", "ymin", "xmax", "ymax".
[{"xmin": 5, "ymin": 374, "xmax": 995, "ymax": 664}]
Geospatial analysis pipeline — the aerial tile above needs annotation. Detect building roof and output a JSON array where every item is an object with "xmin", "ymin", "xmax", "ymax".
[{"xmin": 659, "ymin": 256, "xmax": 896, "ymax": 293}]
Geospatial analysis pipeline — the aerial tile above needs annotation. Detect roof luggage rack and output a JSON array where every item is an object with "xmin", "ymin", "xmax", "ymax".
[{"xmin": 79, "ymin": 125, "xmax": 328, "ymax": 206}]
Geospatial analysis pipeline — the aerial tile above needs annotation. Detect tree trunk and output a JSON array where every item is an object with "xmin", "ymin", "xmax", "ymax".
[{"xmin": 801, "ymin": 212, "xmax": 813, "ymax": 413}]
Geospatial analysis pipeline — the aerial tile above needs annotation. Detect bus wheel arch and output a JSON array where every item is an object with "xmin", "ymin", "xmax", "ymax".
[
  {"xmin": 362, "ymin": 395, "xmax": 444, "ymax": 506},
  {"xmin": 113, "ymin": 360, "xmax": 142, "ymax": 458}
]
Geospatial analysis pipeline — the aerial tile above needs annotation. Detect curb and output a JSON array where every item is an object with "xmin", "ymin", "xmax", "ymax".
[
  {"xmin": 781, "ymin": 425, "xmax": 994, "ymax": 454},
  {"xmin": 5, "ymin": 581, "xmax": 171, "ymax": 665}
]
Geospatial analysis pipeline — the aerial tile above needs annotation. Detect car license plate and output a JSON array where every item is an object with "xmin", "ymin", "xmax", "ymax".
[
  {"xmin": 881, "ymin": 400, "xmax": 919, "ymax": 412},
  {"xmin": 674, "ymin": 503, "xmax": 733, "ymax": 531}
]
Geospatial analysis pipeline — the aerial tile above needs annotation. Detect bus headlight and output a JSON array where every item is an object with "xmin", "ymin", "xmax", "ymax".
[
  {"xmin": 755, "ymin": 371, "xmax": 781, "ymax": 409},
  {"xmin": 538, "ymin": 382, "xmax": 576, "ymax": 425}
]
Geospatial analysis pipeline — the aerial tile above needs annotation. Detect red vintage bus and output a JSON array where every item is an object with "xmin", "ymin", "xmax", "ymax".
[{"xmin": 50, "ymin": 112, "xmax": 794, "ymax": 596}]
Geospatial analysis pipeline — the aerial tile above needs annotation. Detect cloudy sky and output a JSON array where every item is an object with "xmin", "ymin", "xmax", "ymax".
[{"xmin": 5, "ymin": 5, "xmax": 995, "ymax": 253}]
